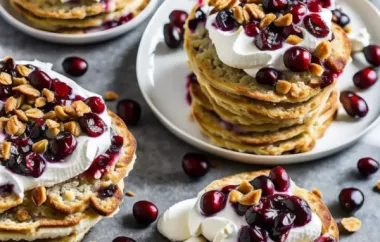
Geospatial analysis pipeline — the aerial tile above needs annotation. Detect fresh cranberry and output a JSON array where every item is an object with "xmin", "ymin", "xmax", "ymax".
[
  {"xmin": 169, "ymin": 10, "xmax": 188, "ymax": 28},
  {"xmin": 284, "ymin": 47, "xmax": 311, "ymax": 72},
  {"xmin": 85, "ymin": 96, "xmax": 106, "ymax": 114},
  {"xmin": 307, "ymin": 1, "xmax": 322, "ymax": 12},
  {"xmin": 79, "ymin": 112, "xmax": 106, "ymax": 137},
  {"xmin": 85, "ymin": 154, "xmax": 112, "ymax": 179},
  {"xmin": 289, "ymin": 3, "xmax": 306, "ymax": 24},
  {"xmin": 26, "ymin": 121, "xmax": 48, "ymax": 142},
  {"xmin": 132, "ymin": 200, "xmax": 159, "ymax": 224},
  {"xmin": 188, "ymin": 8, "xmax": 206, "ymax": 31},
  {"xmin": 282, "ymin": 24, "xmax": 304, "ymax": 39},
  {"xmin": 238, "ymin": 226, "xmax": 268, "ymax": 242},
  {"xmin": 262, "ymin": 0, "xmax": 288, "ymax": 12},
  {"xmin": 109, "ymin": 135, "xmax": 124, "ymax": 153},
  {"xmin": 339, "ymin": 188, "xmax": 364, "ymax": 213},
  {"xmin": 52, "ymin": 80, "xmax": 72, "ymax": 99},
  {"xmin": 269, "ymin": 166, "xmax": 290, "ymax": 192},
  {"xmin": 215, "ymin": 10, "xmax": 238, "ymax": 32},
  {"xmin": 363, "ymin": 45, "xmax": 380, "ymax": 66},
  {"xmin": 112, "ymin": 237, "xmax": 136, "ymax": 242},
  {"xmin": 163, "ymin": 23, "xmax": 182, "ymax": 49},
  {"xmin": 272, "ymin": 213, "xmax": 295, "ymax": 239},
  {"xmin": 24, "ymin": 152, "xmax": 46, "ymax": 178},
  {"xmin": 284, "ymin": 196, "xmax": 312, "ymax": 226},
  {"xmin": 220, "ymin": 185, "xmax": 237, "ymax": 194},
  {"xmin": 314, "ymin": 235, "xmax": 336, "ymax": 242},
  {"xmin": 62, "ymin": 57, "xmax": 88, "ymax": 77},
  {"xmin": 186, "ymin": 72, "xmax": 198, "ymax": 88},
  {"xmin": 340, "ymin": 91, "xmax": 368, "ymax": 118},
  {"xmin": 0, "ymin": 85, "xmax": 12, "ymax": 101},
  {"xmin": 332, "ymin": 9, "xmax": 350, "ymax": 27},
  {"xmin": 28, "ymin": 70, "xmax": 52, "ymax": 90},
  {"xmin": 200, "ymin": 190, "xmax": 226, "ymax": 216},
  {"xmin": 357, "ymin": 157, "xmax": 379, "ymax": 176},
  {"xmin": 255, "ymin": 27, "xmax": 283, "ymax": 51},
  {"xmin": 4, "ymin": 150, "xmax": 46, "ymax": 178},
  {"xmin": 255, "ymin": 68, "xmax": 281, "ymax": 86},
  {"xmin": 182, "ymin": 153, "xmax": 209, "ymax": 178},
  {"xmin": 245, "ymin": 206, "xmax": 266, "ymax": 227},
  {"xmin": 353, "ymin": 67, "xmax": 378, "ymax": 89},
  {"xmin": 116, "ymin": 99, "xmax": 142, "ymax": 125},
  {"xmin": 244, "ymin": 21, "xmax": 260, "ymax": 37},
  {"xmin": 3, "ymin": 58, "xmax": 16, "ymax": 71},
  {"xmin": 98, "ymin": 184, "xmax": 117, "ymax": 198},
  {"xmin": 250, "ymin": 175, "xmax": 275, "ymax": 196},
  {"xmin": 320, "ymin": 71, "xmax": 337, "ymax": 88},
  {"xmin": 8, "ymin": 137, "xmax": 33, "ymax": 155},
  {"xmin": 304, "ymin": 14, "xmax": 329, "ymax": 38},
  {"xmin": 45, "ymin": 132, "xmax": 77, "ymax": 161}
]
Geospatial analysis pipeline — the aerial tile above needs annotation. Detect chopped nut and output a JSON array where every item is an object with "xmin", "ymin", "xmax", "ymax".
[
  {"xmin": 2, "ymin": 142, "xmax": 11, "ymax": 160},
  {"xmin": 31, "ymin": 186, "xmax": 47, "ymax": 206},
  {"xmin": 16, "ymin": 65, "xmax": 33, "ymax": 77},
  {"xmin": 285, "ymin": 35, "xmax": 303, "ymax": 45},
  {"xmin": 26, "ymin": 96, "xmax": 37, "ymax": 105},
  {"xmin": 16, "ymin": 209, "xmax": 30, "ymax": 222},
  {"xmin": 5, "ymin": 96, "xmax": 17, "ymax": 113},
  {"xmin": 64, "ymin": 191, "xmax": 75, "ymax": 201},
  {"xmin": 42, "ymin": 88, "xmax": 55, "ymax": 102},
  {"xmin": 344, "ymin": 25, "xmax": 352, "ymax": 34},
  {"xmin": 290, "ymin": 83, "xmax": 302, "ymax": 98},
  {"xmin": 13, "ymin": 77, "xmax": 28, "ymax": 86},
  {"xmin": 259, "ymin": 13, "xmax": 276, "ymax": 28},
  {"xmin": 14, "ymin": 110, "xmax": 28, "ymax": 122},
  {"xmin": 64, "ymin": 121, "xmax": 82, "ymax": 137},
  {"xmin": 64, "ymin": 106, "xmax": 76, "ymax": 117},
  {"xmin": 243, "ymin": 3, "xmax": 265, "ymax": 20},
  {"xmin": 25, "ymin": 108, "xmax": 44, "ymax": 119},
  {"xmin": 55, "ymin": 106, "xmax": 70, "ymax": 121},
  {"xmin": 35, "ymin": 97, "xmax": 46, "ymax": 108},
  {"xmin": 233, "ymin": 6, "xmax": 245, "ymax": 24},
  {"xmin": 229, "ymin": 190, "xmax": 243, "ymax": 203},
  {"xmin": 309, "ymin": 63, "xmax": 324, "ymax": 77},
  {"xmin": 43, "ymin": 111, "xmax": 57, "ymax": 120},
  {"xmin": 239, "ymin": 189, "xmax": 262, "ymax": 206},
  {"xmin": 276, "ymin": 80, "xmax": 292, "ymax": 94},
  {"xmin": 341, "ymin": 217, "xmax": 361, "ymax": 232},
  {"xmin": 6, "ymin": 116, "xmax": 24, "ymax": 136},
  {"xmin": 32, "ymin": 139, "xmax": 48, "ymax": 154},
  {"xmin": 0, "ymin": 117, "xmax": 8, "ymax": 131},
  {"xmin": 0, "ymin": 72, "xmax": 12, "ymax": 85},
  {"xmin": 210, "ymin": 0, "xmax": 238, "ymax": 14},
  {"xmin": 104, "ymin": 91, "xmax": 119, "ymax": 101},
  {"xmin": 377, "ymin": 180, "xmax": 380, "ymax": 190},
  {"xmin": 312, "ymin": 188, "xmax": 323, "ymax": 199},
  {"xmin": 15, "ymin": 95, "xmax": 25, "ymax": 109},
  {"xmin": 21, "ymin": 104, "xmax": 33, "ymax": 111},
  {"xmin": 274, "ymin": 13, "xmax": 293, "ymax": 26},
  {"xmin": 45, "ymin": 119, "xmax": 60, "ymax": 129},
  {"xmin": 72, "ymin": 100, "xmax": 91, "ymax": 117},
  {"xmin": 237, "ymin": 180, "xmax": 254, "ymax": 194},
  {"xmin": 13, "ymin": 84, "xmax": 40, "ymax": 97},
  {"xmin": 125, "ymin": 191, "xmax": 135, "ymax": 197},
  {"xmin": 47, "ymin": 128, "xmax": 61, "ymax": 137},
  {"xmin": 313, "ymin": 40, "xmax": 332, "ymax": 60}
]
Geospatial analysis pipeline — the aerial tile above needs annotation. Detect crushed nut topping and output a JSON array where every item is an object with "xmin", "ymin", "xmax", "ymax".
[
  {"xmin": 341, "ymin": 217, "xmax": 361, "ymax": 232},
  {"xmin": 13, "ymin": 84, "xmax": 40, "ymax": 97},
  {"xmin": 16, "ymin": 65, "xmax": 32, "ymax": 77},
  {"xmin": 276, "ymin": 80, "xmax": 292, "ymax": 95},
  {"xmin": 312, "ymin": 188, "xmax": 323, "ymax": 199},
  {"xmin": 229, "ymin": 190, "xmax": 243, "ymax": 203},
  {"xmin": 64, "ymin": 121, "xmax": 82, "ymax": 137},
  {"xmin": 239, "ymin": 189, "xmax": 262, "ymax": 206},
  {"xmin": 104, "ymin": 91, "xmax": 119, "ymax": 101},
  {"xmin": 313, "ymin": 40, "xmax": 332, "ymax": 60},
  {"xmin": 2, "ymin": 142, "xmax": 11, "ymax": 160},
  {"xmin": 32, "ymin": 139, "xmax": 48, "ymax": 154},
  {"xmin": 31, "ymin": 186, "xmax": 47, "ymax": 206},
  {"xmin": 285, "ymin": 35, "xmax": 303, "ymax": 45},
  {"xmin": 274, "ymin": 14, "xmax": 293, "ymax": 27},
  {"xmin": 309, "ymin": 63, "xmax": 324, "ymax": 77},
  {"xmin": 259, "ymin": 13, "xmax": 276, "ymax": 29},
  {"xmin": 237, "ymin": 180, "xmax": 254, "ymax": 194}
]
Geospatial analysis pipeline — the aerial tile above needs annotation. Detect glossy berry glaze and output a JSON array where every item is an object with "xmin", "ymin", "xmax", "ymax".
[{"xmin": 340, "ymin": 91, "xmax": 368, "ymax": 118}]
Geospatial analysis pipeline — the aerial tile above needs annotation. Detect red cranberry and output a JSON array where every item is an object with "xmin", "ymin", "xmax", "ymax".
[
  {"xmin": 339, "ymin": 188, "xmax": 364, "ymax": 213},
  {"xmin": 62, "ymin": 57, "xmax": 88, "ymax": 77},
  {"xmin": 109, "ymin": 135, "xmax": 124, "ymax": 153},
  {"xmin": 340, "ymin": 91, "xmax": 368, "ymax": 118},
  {"xmin": 221, "ymin": 185, "xmax": 237, "ymax": 194},
  {"xmin": 85, "ymin": 96, "xmax": 106, "ymax": 114},
  {"xmin": 85, "ymin": 154, "xmax": 111, "ymax": 179},
  {"xmin": 3, "ymin": 58, "xmax": 16, "ymax": 71},
  {"xmin": 284, "ymin": 196, "xmax": 312, "ymax": 226},
  {"xmin": 307, "ymin": 1, "xmax": 322, "ymax": 12},
  {"xmin": 182, "ymin": 153, "xmax": 209, "ymax": 178},
  {"xmin": 98, "ymin": 184, "xmax": 117, "ymax": 198},
  {"xmin": 250, "ymin": 175, "xmax": 275, "ymax": 196},
  {"xmin": 269, "ymin": 166, "xmax": 290, "ymax": 192},
  {"xmin": 255, "ymin": 68, "xmax": 281, "ymax": 86},
  {"xmin": 169, "ymin": 10, "xmax": 188, "ymax": 28},
  {"xmin": 0, "ymin": 184, "xmax": 14, "ymax": 195},
  {"xmin": 289, "ymin": 3, "xmax": 306, "ymax": 24},
  {"xmin": 318, "ymin": 0, "xmax": 333, "ymax": 8},
  {"xmin": 116, "ymin": 99, "xmax": 141, "ymax": 125},
  {"xmin": 353, "ymin": 67, "xmax": 378, "ymax": 89},
  {"xmin": 132, "ymin": 200, "xmax": 159, "ymax": 224},
  {"xmin": 363, "ymin": 45, "xmax": 380, "ymax": 66},
  {"xmin": 188, "ymin": 8, "xmax": 206, "ymax": 31},
  {"xmin": 163, "ymin": 23, "xmax": 182, "ymax": 49},
  {"xmin": 112, "ymin": 237, "xmax": 136, "ymax": 242},
  {"xmin": 282, "ymin": 24, "xmax": 304, "ymax": 39},
  {"xmin": 24, "ymin": 152, "xmax": 46, "ymax": 178},
  {"xmin": 79, "ymin": 112, "xmax": 106, "ymax": 137},
  {"xmin": 238, "ymin": 226, "xmax": 268, "ymax": 242},
  {"xmin": 255, "ymin": 27, "xmax": 283, "ymax": 51},
  {"xmin": 26, "ymin": 120, "xmax": 48, "ymax": 142},
  {"xmin": 200, "ymin": 190, "xmax": 226, "ymax": 216},
  {"xmin": 215, "ymin": 10, "xmax": 238, "ymax": 32},
  {"xmin": 233, "ymin": 203, "xmax": 251, "ymax": 216},
  {"xmin": 314, "ymin": 235, "xmax": 336, "ymax": 242},
  {"xmin": 52, "ymin": 80, "xmax": 72, "ymax": 99},
  {"xmin": 320, "ymin": 71, "xmax": 337, "ymax": 88},
  {"xmin": 284, "ymin": 47, "xmax": 311, "ymax": 72},
  {"xmin": 304, "ymin": 14, "xmax": 329, "ymax": 38},
  {"xmin": 245, "ymin": 206, "xmax": 266, "ymax": 227},
  {"xmin": 262, "ymin": 0, "xmax": 288, "ymax": 12},
  {"xmin": 45, "ymin": 132, "xmax": 77, "ymax": 161},
  {"xmin": 357, "ymin": 157, "xmax": 379, "ymax": 176},
  {"xmin": 272, "ymin": 213, "xmax": 295, "ymax": 239},
  {"xmin": 244, "ymin": 21, "xmax": 260, "ymax": 37},
  {"xmin": 0, "ymin": 85, "xmax": 12, "ymax": 101},
  {"xmin": 28, "ymin": 70, "xmax": 52, "ymax": 90}
]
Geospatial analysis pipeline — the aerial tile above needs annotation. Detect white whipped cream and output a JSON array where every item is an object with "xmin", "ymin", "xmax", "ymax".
[
  {"xmin": 0, "ymin": 60, "xmax": 112, "ymax": 198},
  {"xmin": 205, "ymin": 2, "xmax": 335, "ymax": 76},
  {"xmin": 158, "ymin": 181, "xmax": 322, "ymax": 242},
  {"xmin": 348, "ymin": 28, "xmax": 370, "ymax": 53}
]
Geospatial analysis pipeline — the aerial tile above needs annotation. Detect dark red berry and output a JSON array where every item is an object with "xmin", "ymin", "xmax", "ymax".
[
  {"xmin": 28, "ymin": 70, "xmax": 52, "ymax": 90},
  {"xmin": 256, "ymin": 68, "xmax": 281, "ymax": 86},
  {"xmin": 200, "ymin": 190, "xmax": 226, "ymax": 216},
  {"xmin": 215, "ymin": 10, "xmax": 238, "ymax": 32},
  {"xmin": 250, "ymin": 175, "xmax": 275, "ymax": 196},
  {"xmin": 0, "ymin": 85, "xmax": 12, "ymax": 101},
  {"xmin": 116, "ymin": 99, "xmax": 142, "ymax": 125},
  {"xmin": 109, "ymin": 135, "xmax": 124, "ymax": 153},
  {"xmin": 182, "ymin": 153, "xmax": 209, "ymax": 178},
  {"xmin": 188, "ymin": 8, "xmax": 206, "ymax": 31},
  {"xmin": 85, "ymin": 154, "xmax": 112, "ymax": 179},
  {"xmin": 133, "ymin": 200, "xmax": 159, "ymax": 224},
  {"xmin": 98, "ymin": 184, "xmax": 117, "ymax": 198},
  {"xmin": 45, "ymin": 132, "xmax": 77, "ymax": 161},
  {"xmin": 357, "ymin": 157, "xmax": 379, "ymax": 176},
  {"xmin": 307, "ymin": 1, "xmax": 322, "ymax": 12},
  {"xmin": 244, "ymin": 21, "xmax": 260, "ymax": 37},
  {"xmin": 269, "ymin": 166, "xmax": 290, "ymax": 192},
  {"xmin": 0, "ymin": 184, "xmax": 13, "ymax": 195},
  {"xmin": 220, "ymin": 185, "xmax": 237, "ymax": 194},
  {"xmin": 255, "ymin": 27, "xmax": 283, "ymax": 51},
  {"xmin": 363, "ymin": 45, "xmax": 380, "ymax": 66},
  {"xmin": 62, "ymin": 57, "xmax": 88, "ymax": 77},
  {"xmin": 320, "ymin": 71, "xmax": 337, "ymax": 88},
  {"xmin": 85, "ymin": 96, "xmax": 106, "ymax": 114},
  {"xmin": 52, "ymin": 80, "xmax": 72, "ymax": 99},
  {"xmin": 112, "ymin": 236, "xmax": 136, "ymax": 242},
  {"xmin": 272, "ymin": 213, "xmax": 295, "ymax": 239},
  {"xmin": 262, "ymin": 0, "xmax": 288, "ymax": 12},
  {"xmin": 283, "ymin": 47, "xmax": 311, "ymax": 72},
  {"xmin": 289, "ymin": 3, "xmax": 306, "ymax": 24},
  {"xmin": 304, "ymin": 14, "xmax": 329, "ymax": 38},
  {"xmin": 339, "ymin": 188, "xmax": 364, "ymax": 213},
  {"xmin": 169, "ymin": 10, "xmax": 188, "ymax": 28},
  {"xmin": 163, "ymin": 23, "xmax": 182, "ymax": 49},
  {"xmin": 79, "ymin": 112, "xmax": 106, "ymax": 137},
  {"xmin": 314, "ymin": 235, "xmax": 336, "ymax": 242},
  {"xmin": 282, "ymin": 24, "xmax": 303, "ymax": 39},
  {"xmin": 340, "ymin": 91, "xmax": 368, "ymax": 118},
  {"xmin": 353, "ymin": 67, "xmax": 378, "ymax": 89},
  {"xmin": 238, "ymin": 226, "xmax": 268, "ymax": 242},
  {"xmin": 284, "ymin": 196, "xmax": 312, "ymax": 226}
]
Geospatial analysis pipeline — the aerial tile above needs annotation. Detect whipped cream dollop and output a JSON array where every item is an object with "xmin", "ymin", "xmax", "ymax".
[
  {"xmin": 158, "ymin": 181, "xmax": 322, "ymax": 242},
  {"xmin": 0, "ymin": 60, "xmax": 112, "ymax": 198},
  {"xmin": 205, "ymin": 1, "xmax": 336, "ymax": 76},
  {"xmin": 348, "ymin": 28, "xmax": 370, "ymax": 53}
]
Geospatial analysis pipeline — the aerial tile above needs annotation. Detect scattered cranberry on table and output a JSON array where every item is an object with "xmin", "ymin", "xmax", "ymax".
[
  {"xmin": 133, "ymin": 200, "xmax": 159, "ymax": 224},
  {"xmin": 340, "ymin": 91, "xmax": 369, "ymax": 118},
  {"xmin": 62, "ymin": 56, "xmax": 88, "ymax": 77},
  {"xmin": 357, "ymin": 157, "xmax": 379, "ymax": 176},
  {"xmin": 112, "ymin": 236, "xmax": 136, "ymax": 242},
  {"xmin": 164, "ymin": 10, "xmax": 189, "ymax": 49},
  {"xmin": 353, "ymin": 67, "xmax": 378, "ymax": 90},
  {"xmin": 339, "ymin": 188, "xmax": 365, "ymax": 213},
  {"xmin": 182, "ymin": 153, "xmax": 210, "ymax": 178},
  {"xmin": 200, "ymin": 190, "xmax": 226, "ymax": 216},
  {"xmin": 363, "ymin": 45, "xmax": 380, "ymax": 66},
  {"xmin": 116, "ymin": 99, "xmax": 142, "ymax": 125},
  {"xmin": 314, "ymin": 235, "xmax": 336, "ymax": 242}
]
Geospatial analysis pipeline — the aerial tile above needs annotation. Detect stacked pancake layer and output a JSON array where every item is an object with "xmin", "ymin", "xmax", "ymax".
[
  {"xmin": 10, "ymin": 0, "xmax": 150, "ymax": 33},
  {"xmin": 184, "ymin": 1, "xmax": 351, "ymax": 155}
]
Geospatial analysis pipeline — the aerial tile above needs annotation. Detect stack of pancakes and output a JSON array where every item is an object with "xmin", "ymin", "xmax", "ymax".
[
  {"xmin": 184, "ymin": 6, "xmax": 351, "ymax": 155},
  {"xmin": 10, "ymin": 0, "xmax": 149, "ymax": 33}
]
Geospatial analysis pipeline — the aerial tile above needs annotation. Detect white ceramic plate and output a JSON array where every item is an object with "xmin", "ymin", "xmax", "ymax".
[
  {"xmin": 0, "ymin": 0, "xmax": 157, "ymax": 44},
  {"xmin": 137, "ymin": 0, "xmax": 380, "ymax": 164}
]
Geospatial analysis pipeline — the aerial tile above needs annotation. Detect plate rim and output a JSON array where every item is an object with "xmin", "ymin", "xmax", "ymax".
[{"xmin": 136, "ymin": 0, "xmax": 380, "ymax": 165}]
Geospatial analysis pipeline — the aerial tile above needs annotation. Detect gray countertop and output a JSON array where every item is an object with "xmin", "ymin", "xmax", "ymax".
[{"xmin": 1, "ymin": 1, "xmax": 380, "ymax": 241}]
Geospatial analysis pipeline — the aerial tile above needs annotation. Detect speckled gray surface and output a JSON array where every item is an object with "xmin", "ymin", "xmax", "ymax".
[{"xmin": 0, "ymin": 0, "xmax": 380, "ymax": 241}]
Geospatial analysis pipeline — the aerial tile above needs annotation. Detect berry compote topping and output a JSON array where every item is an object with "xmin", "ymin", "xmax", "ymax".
[
  {"xmin": 52, "ymin": 79, "xmax": 73, "ymax": 99},
  {"xmin": 269, "ymin": 166, "xmax": 290, "ymax": 192},
  {"xmin": 238, "ymin": 226, "xmax": 268, "ymax": 242},
  {"xmin": 244, "ymin": 21, "xmax": 260, "ymax": 37},
  {"xmin": 340, "ymin": 91, "xmax": 368, "ymax": 118},
  {"xmin": 250, "ymin": 175, "xmax": 275, "ymax": 197},
  {"xmin": 79, "ymin": 112, "xmax": 106, "ymax": 137},
  {"xmin": 307, "ymin": 1, "xmax": 322, "ymax": 12},
  {"xmin": 98, "ymin": 184, "xmax": 117, "ymax": 198},
  {"xmin": 188, "ymin": 8, "xmax": 207, "ymax": 31},
  {"xmin": 288, "ymin": 3, "xmax": 306, "ymax": 24},
  {"xmin": 116, "ymin": 99, "xmax": 142, "ymax": 125},
  {"xmin": 112, "ymin": 236, "xmax": 136, "ymax": 242},
  {"xmin": 164, "ymin": 23, "xmax": 183, "ymax": 49},
  {"xmin": 363, "ymin": 45, "xmax": 380, "ymax": 67},
  {"xmin": 262, "ymin": 0, "xmax": 289, "ymax": 13},
  {"xmin": 62, "ymin": 57, "xmax": 88, "ymax": 77},
  {"xmin": 45, "ymin": 132, "xmax": 77, "ymax": 162},
  {"xmin": 282, "ymin": 24, "xmax": 304, "ymax": 39},
  {"xmin": 215, "ymin": 10, "xmax": 238, "ymax": 32},
  {"xmin": 182, "ymin": 153, "xmax": 210, "ymax": 178},
  {"xmin": 357, "ymin": 157, "xmax": 379, "ymax": 176},
  {"xmin": 133, "ymin": 200, "xmax": 159, "ymax": 224},
  {"xmin": 256, "ymin": 68, "xmax": 281, "ymax": 86},
  {"xmin": 28, "ymin": 70, "xmax": 52, "ymax": 91},
  {"xmin": 303, "ymin": 14, "xmax": 329, "ymax": 38},
  {"xmin": 255, "ymin": 27, "xmax": 283, "ymax": 51},
  {"xmin": 169, "ymin": 10, "xmax": 189, "ymax": 28},
  {"xmin": 339, "ymin": 188, "xmax": 364, "ymax": 213},
  {"xmin": 84, "ymin": 96, "xmax": 106, "ymax": 114},
  {"xmin": 200, "ymin": 190, "xmax": 226, "ymax": 216},
  {"xmin": 320, "ymin": 71, "xmax": 337, "ymax": 89},
  {"xmin": 332, "ymin": 9, "xmax": 350, "ymax": 28},
  {"xmin": 353, "ymin": 67, "xmax": 378, "ymax": 90},
  {"xmin": 283, "ymin": 47, "xmax": 312, "ymax": 72}
]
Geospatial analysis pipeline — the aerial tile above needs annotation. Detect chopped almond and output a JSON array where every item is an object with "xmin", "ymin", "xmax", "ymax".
[
  {"xmin": 341, "ymin": 217, "xmax": 361, "ymax": 232},
  {"xmin": 239, "ymin": 189, "xmax": 262, "ymax": 206},
  {"xmin": 237, "ymin": 180, "xmax": 253, "ymax": 194},
  {"xmin": 229, "ymin": 190, "xmax": 243, "ymax": 203}
]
